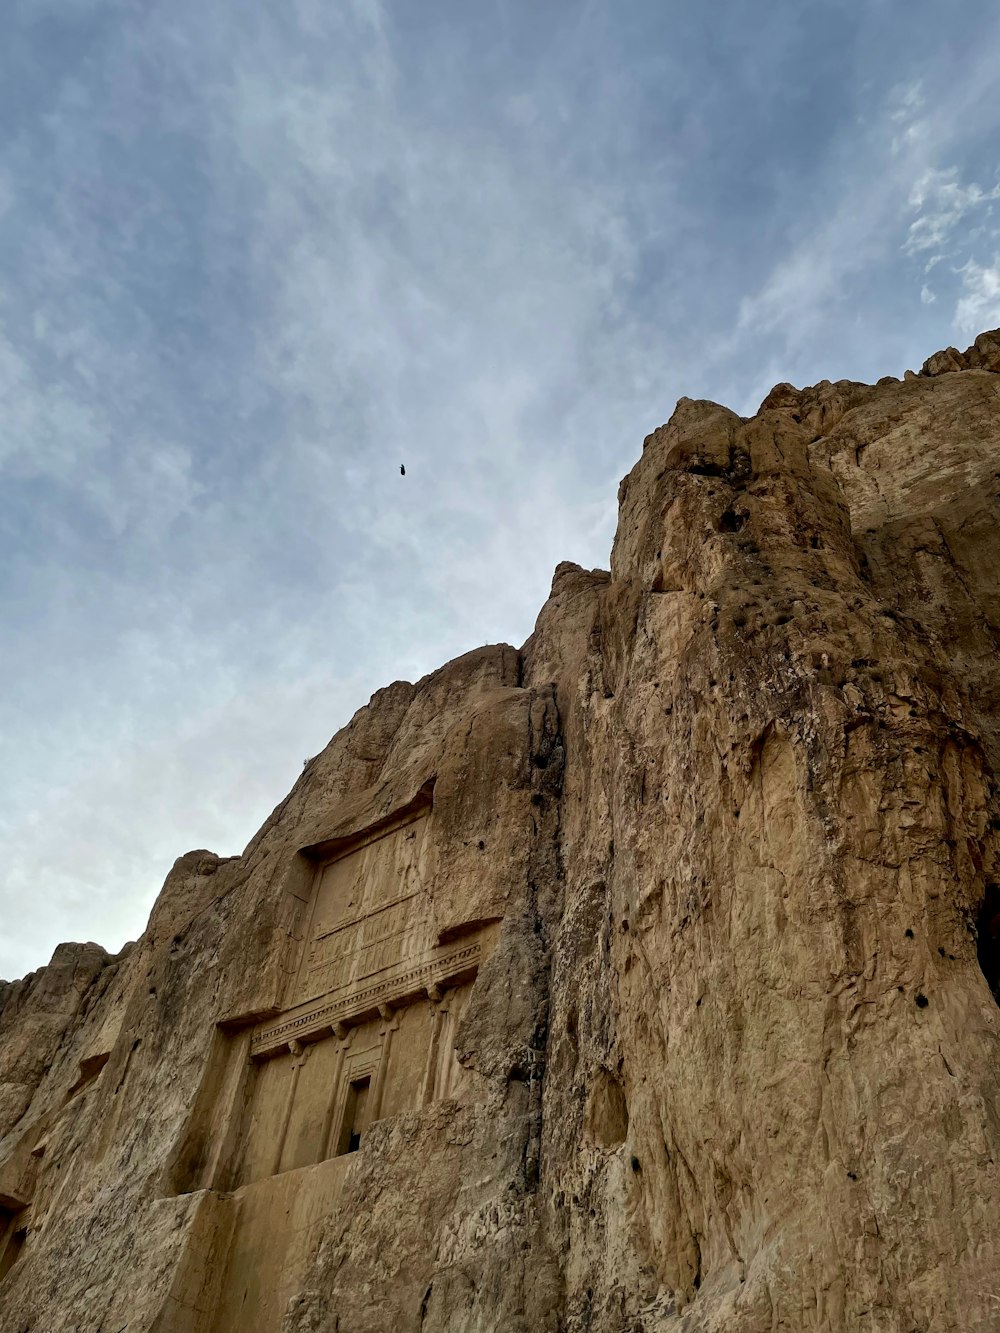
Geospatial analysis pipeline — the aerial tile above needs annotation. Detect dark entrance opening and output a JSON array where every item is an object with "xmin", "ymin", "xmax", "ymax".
[
  {"xmin": 337, "ymin": 1076, "xmax": 371, "ymax": 1156},
  {"xmin": 0, "ymin": 1209, "xmax": 26, "ymax": 1286}
]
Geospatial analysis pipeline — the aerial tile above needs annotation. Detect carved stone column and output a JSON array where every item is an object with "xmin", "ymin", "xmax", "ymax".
[
  {"xmin": 438, "ymin": 999, "xmax": 459, "ymax": 1100},
  {"xmin": 419, "ymin": 983, "xmax": 449, "ymax": 1107},
  {"xmin": 369, "ymin": 1004, "xmax": 398, "ymax": 1123},
  {"xmin": 271, "ymin": 1040, "xmax": 310, "ymax": 1176},
  {"xmin": 321, "ymin": 1023, "xmax": 352, "ymax": 1160}
]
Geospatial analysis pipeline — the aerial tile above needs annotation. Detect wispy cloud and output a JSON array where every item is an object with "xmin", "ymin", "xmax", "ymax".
[
  {"xmin": 4, "ymin": 0, "xmax": 1000, "ymax": 979},
  {"xmin": 954, "ymin": 255, "xmax": 1000, "ymax": 336},
  {"xmin": 736, "ymin": 82, "xmax": 932, "ymax": 342},
  {"xmin": 903, "ymin": 168, "xmax": 1000, "ymax": 256},
  {"xmin": 736, "ymin": 18, "xmax": 1000, "ymax": 385}
]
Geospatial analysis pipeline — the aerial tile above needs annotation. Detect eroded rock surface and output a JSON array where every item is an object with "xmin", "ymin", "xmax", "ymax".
[{"xmin": 2, "ymin": 333, "xmax": 1000, "ymax": 1332}]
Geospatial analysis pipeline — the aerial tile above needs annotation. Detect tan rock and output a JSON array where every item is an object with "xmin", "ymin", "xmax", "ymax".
[
  {"xmin": 920, "ymin": 345, "xmax": 966, "ymax": 376},
  {"xmin": 2, "ymin": 331, "xmax": 1000, "ymax": 1331}
]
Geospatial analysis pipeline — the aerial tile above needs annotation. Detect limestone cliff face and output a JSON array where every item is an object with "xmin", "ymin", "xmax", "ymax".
[{"xmin": 2, "ymin": 331, "xmax": 1000, "ymax": 1333}]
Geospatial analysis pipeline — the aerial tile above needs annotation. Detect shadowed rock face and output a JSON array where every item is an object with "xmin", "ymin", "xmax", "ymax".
[{"xmin": 2, "ymin": 332, "xmax": 1000, "ymax": 1333}]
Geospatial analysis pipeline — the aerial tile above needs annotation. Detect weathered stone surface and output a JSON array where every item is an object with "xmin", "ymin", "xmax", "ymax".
[
  {"xmin": 2, "ymin": 333, "xmax": 1000, "ymax": 1331},
  {"xmin": 919, "ymin": 328, "xmax": 1000, "ymax": 376}
]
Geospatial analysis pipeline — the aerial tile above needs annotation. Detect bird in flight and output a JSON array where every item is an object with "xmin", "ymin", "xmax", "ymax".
[{"xmin": 400, "ymin": 464, "xmax": 405, "ymax": 476}]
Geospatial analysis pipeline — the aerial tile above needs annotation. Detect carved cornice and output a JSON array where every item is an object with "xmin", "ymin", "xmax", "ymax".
[{"xmin": 251, "ymin": 934, "xmax": 485, "ymax": 1059}]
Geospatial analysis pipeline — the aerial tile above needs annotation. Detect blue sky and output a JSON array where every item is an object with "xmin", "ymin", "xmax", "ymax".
[{"xmin": 3, "ymin": 0, "xmax": 1000, "ymax": 980}]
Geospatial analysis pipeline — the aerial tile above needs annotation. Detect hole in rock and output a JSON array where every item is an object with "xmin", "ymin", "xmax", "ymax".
[
  {"xmin": 688, "ymin": 461, "xmax": 726, "ymax": 478},
  {"xmin": 0, "ymin": 1211, "xmax": 26, "ymax": 1286},
  {"xmin": 67, "ymin": 1051, "xmax": 110, "ymax": 1099},
  {"xmin": 719, "ymin": 509, "xmax": 749, "ymax": 534},
  {"xmin": 915, "ymin": 993, "xmax": 929, "ymax": 1009},
  {"xmin": 583, "ymin": 1068, "xmax": 629, "ymax": 1148},
  {"xmin": 976, "ymin": 882, "xmax": 1000, "ymax": 1004}
]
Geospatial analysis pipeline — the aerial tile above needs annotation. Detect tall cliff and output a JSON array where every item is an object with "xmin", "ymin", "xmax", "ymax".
[{"xmin": 2, "ymin": 331, "xmax": 1000, "ymax": 1333}]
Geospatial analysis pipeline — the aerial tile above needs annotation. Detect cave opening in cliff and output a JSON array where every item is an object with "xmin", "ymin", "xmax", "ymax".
[
  {"xmin": 977, "ymin": 883, "xmax": 1000, "ymax": 1005},
  {"xmin": 0, "ymin": 1210, "xmax": 26, "ymax": 1286}
]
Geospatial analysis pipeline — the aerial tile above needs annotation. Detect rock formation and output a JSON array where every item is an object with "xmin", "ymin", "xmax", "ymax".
[{"xmin": 3, "ymin": 330, "xmax": 1000, "ymax": 1332}]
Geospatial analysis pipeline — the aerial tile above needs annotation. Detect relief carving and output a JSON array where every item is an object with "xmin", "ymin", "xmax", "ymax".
[
  {"xmin": 290, "ymin": 806, "xmax": 433, "ymax": 1008},
  {"xmin": 176, "ymin": 795, "xmax": 498, "ymax": 1203},
  {"xmin": 303, "ymin": 892, "xmax": 422, "ymax": 999}
]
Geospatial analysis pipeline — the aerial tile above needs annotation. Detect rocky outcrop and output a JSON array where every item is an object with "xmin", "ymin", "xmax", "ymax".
[
  {"xmin": 2, "ymin": 333, "xmax": 1000, "ymax": 1332},
  {"xmin": 919, "ymin": 329, "xmax": 1000, "ymax": 376},
  {"xmin": 0, "ymin": 942, "xmax": 111, "ymax": 1138}
]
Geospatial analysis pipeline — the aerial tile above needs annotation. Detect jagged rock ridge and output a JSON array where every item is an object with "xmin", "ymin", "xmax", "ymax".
[{"xmin": 2, "ymin": 331, "xmax": 1000, "ymax": 1332}]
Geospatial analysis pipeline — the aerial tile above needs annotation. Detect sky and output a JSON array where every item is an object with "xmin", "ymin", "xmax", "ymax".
[{"xmin": 2, "ymin": 0, "xmax": 1000, "ymax": 981}]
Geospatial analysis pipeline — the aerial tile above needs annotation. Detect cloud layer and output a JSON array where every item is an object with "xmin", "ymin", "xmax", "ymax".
[{"xmin": 3, "ymin": 0, "xmax": 1000, "ymax": 978}]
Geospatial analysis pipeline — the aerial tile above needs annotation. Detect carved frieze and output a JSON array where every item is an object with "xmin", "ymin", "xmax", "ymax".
[
  {"xmin": 251, "ymin": 935, "xmax": 485, "ymax": 1059},
  {"xmin": 248, "ymin": 800, "xmax": 493, "ymax": 1059}
]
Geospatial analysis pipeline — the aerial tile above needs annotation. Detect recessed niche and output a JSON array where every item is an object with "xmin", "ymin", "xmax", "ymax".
[
  {"xmin": 338, "ymin": 1076, "xmax": 372, "ymax": 1156},
  {"xmin": 0, "ymin": 1208, "xmax": 27, "ymax": 1286},
  {"xmin": 584, "ymin": 1068, "xmax": 629, "ymax": 1148},
  {"xmin": 67, "ymin": 1051, "xmax": 111, "ymax": 1099}
]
